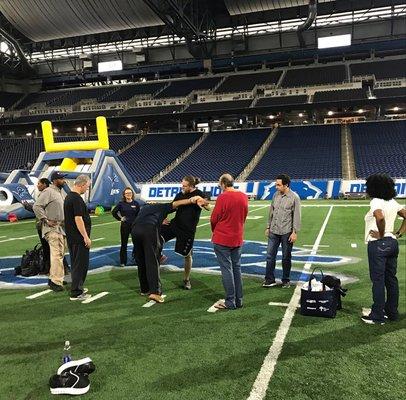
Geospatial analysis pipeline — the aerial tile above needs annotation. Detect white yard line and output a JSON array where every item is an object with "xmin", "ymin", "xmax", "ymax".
[
  {"xmin": 268, "ymin": 302, "xmax": 291, "ymax": 307},
  {"xmin": 0, "ymin": 236, "xmax": 6, "ymax": 239},
  {"xmin": 247, "ymin": 205, "xmax": 334, "ymax": 400},
  {"xmin": 198, "ymin": 204, "xmax": 269, "ymax": 228},
  {"xmin": 92, "ymin": 221, "xmax": 119, "ymax": 228},
  {"xmin": 81, "ymin": 291, "xmax": 109, "ymax": 304},
  {"xmin": 92, "ymin": 238, "xmax": 105, "ymax": 242},
  {"xmin": 26, "ymin": 289, "xmax": 52, "ymax": 299},
  {"xmin": 197, "ymin": 222, "xmax": 211, "ymax": 228},
  {"xmin": 0, "ymin": 234, "xmax": 38, "ymax": 243},
  {"xmin": 303, "ymin": 244, "xmax": 329, "ymax": 248},
  {"xmin": 0, "ymin": 220, "xmax": 35, "ymax": 227},
  {"xmin": 302, "ymin": 204, "xmax": 368, "ymax": 207},
  {"xmin": 250, "ymin": 205, "xmax": 270, "ymax": 213},
  {"xmin": 142, "ymin": 294, "xmax": 167, "ymax": 307}
]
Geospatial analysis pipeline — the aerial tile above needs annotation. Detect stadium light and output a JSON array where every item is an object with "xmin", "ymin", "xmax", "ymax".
[
  {"xmin": 318, "ymin": 34, "xmax": 351, "ymax": 49},
  {"xmin": 0, "ymin": 41, "xmax": 11, "ymax": 55},
  {"xmin": 327, "ymin": 111, "xmax": 334, "ymax": 116},
  {"xmin": 393, "ymin": 106, "xmax": 400, "ymax": 111},
  {"xmin": 76, "ymin": 127, "xmax": 83, "ymax": 132},
  {"xmin": 126, "ymin": 123, "xmax": 134, "ymax": 129},
  {"xmin": 357, "ymin": 109, "xmax": 364, "ymax": 114},
  {"xmin": 298, "ymin": 113, "xmax": 304, "ymax": 117},
  {"xmin": 52, "ymin": 128, "xmax": 59, "ymax": 134},
  {"xmin": 268, "ymin": 115, "xmax": 275, "ymax": 119},
  {"xmin": 98, "ymin": 60, "xmax": 123, "ymax": 73},
  {"xmin": 26, "ymin": 132, "xmax": 32, "ymax": 137}
]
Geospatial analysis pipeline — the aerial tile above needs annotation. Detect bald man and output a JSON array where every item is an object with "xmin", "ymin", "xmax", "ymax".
[{"xmin": 210, "ymin": 174, "xmax": 248, "ymax": 310}]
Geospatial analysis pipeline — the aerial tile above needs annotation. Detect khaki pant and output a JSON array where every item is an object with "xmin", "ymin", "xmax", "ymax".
[{"xmin": 46, "ymin": 231, "xmax": 66, "ymax": 286}]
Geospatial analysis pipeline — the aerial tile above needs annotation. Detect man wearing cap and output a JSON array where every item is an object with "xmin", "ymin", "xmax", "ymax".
[{"xmin": 33, "ymin": 171, "xmax": 67, "ymax": 292}]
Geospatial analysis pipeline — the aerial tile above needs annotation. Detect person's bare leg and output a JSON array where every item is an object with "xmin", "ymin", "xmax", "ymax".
[{"xmin": 183, "ymin": 253, "xmax": 192, "ymax": 289}]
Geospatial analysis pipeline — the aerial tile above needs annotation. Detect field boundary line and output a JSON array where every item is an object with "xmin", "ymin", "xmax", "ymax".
[{"xmin": 247, "ymin": 205, "xmax": 334, "ymax": 400}]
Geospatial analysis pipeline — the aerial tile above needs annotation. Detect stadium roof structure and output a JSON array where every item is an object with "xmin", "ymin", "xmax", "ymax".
[
  {"xmin": 0, "ymin": 0, "xmax": 405, "ymax": 78},
  {"xmin": 0, "ymin": 0, "xmax": 164, "ymax": 42}
]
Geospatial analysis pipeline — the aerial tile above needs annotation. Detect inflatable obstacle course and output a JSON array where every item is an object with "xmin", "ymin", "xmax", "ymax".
[{"xmin": 0, "ymin": 117, "xmax": 138, "ymax": 221}]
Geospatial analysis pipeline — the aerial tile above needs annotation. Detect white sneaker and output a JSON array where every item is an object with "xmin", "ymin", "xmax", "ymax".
[{"xmin": 70, "ymin": 293, "xmax": 91, "ymax": 301}]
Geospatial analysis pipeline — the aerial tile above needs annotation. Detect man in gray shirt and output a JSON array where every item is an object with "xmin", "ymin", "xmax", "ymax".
[
  {"xmin": 33, "ymin": 171, "xmax": 67, "ymax": 292},
  {"xmin": 263, "ymin": 174, "xmax": 301, "ymax": 288}
]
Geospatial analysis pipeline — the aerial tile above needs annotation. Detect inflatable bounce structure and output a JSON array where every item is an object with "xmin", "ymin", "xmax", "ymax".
[{"xmin": 0, "ymin": 116, "xmax": 138, "ymax": 221}]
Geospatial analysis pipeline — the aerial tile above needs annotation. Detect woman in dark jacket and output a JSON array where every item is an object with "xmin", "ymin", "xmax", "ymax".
[{"xmin": 112, "ymin": 187, "xmax": 144, "ymax": 266}]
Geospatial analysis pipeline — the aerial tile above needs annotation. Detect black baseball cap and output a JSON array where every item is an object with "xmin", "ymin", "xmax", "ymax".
[{"xmin": 50, "ymin": 171, "xmax": 67, "ymax": 181}]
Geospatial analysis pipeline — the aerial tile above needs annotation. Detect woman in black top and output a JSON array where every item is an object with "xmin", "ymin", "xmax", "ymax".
[{"xmin": 112, "ymin": 187, "xmax": 144, "ymax": 266}]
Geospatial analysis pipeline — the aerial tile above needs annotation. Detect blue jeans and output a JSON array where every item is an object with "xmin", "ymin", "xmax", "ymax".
[
  {"xmin": 367, "ymin": 237, "xmax": 399, "ymax": 322},
  {"xmin": 265, "ymin": 232, "xmax": 293, "ymax": 283},
  {"xmin": 213, "ymin": 244, "xmax": 243, "ymax": 309}
]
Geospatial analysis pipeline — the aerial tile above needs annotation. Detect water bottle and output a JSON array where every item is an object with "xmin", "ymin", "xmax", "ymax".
[{"xmin": 62, "ymin": 340, "xmax": 72, "ymax": 364}]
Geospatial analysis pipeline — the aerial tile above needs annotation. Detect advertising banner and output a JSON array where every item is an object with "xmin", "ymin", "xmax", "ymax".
[{"xmin": 140, "ymin": 179, "xmax": 405, "ymax": 201}]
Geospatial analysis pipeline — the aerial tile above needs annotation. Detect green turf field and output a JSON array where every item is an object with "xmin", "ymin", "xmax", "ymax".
[{"xmin": 0, "ymin": 200, "xmax": 405, "ymax": 400}]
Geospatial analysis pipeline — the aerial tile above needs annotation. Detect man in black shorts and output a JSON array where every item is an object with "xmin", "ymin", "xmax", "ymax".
[{"xmin": 161, "ymin": 176, "xmax": 210, "ymax": 290}]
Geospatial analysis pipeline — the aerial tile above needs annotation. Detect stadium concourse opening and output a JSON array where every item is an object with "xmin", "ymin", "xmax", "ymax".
[{"xmin": 0, "ymin": 0, "xmax": 405, "ymax": 399}]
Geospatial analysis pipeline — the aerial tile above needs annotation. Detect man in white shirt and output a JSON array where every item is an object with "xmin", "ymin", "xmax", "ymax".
[{"xmin": 362, "ymin": 174, "xmax": 406, "ymax": 325}]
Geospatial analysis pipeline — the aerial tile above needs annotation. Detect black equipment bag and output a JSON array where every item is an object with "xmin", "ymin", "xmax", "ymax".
[
  {"xmin": 320, "ymin": 274, "xmax": 347, "ymax": 310},
  {"xmin": 300, "ymin": 268, "xmax": 339, "ymax": 318},
  {"xmin": 17, "ymin": 243, "xmax": 45, "ymax": 277}
]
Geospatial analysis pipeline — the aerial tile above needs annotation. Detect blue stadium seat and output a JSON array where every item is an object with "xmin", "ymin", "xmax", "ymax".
[
  {"xmin": 350, "ymin": 120, "xmax": 406, "ymax": 178},
  {"xmin": 118, "ymin": 132, "xmax": 202, "ymax": 182},
  {"xmin": 248, "ymin": 124, "xmax": 342, "ymax": 180},
  {"xmin": 162, "ymin": 129, "xmax": 270, "ymax": 182}
]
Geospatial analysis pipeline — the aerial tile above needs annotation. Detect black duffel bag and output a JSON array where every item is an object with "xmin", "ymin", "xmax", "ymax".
[
  {"xmin": 300, "ymin": 268, "xmax": 339, "ymax": 318},
  {"xmin": 15, "ymin": 243, "xmax": 45, "ymax": 277}
]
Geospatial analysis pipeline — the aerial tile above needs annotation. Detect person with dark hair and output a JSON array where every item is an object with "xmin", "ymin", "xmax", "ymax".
[
  {"xmin": 23, "ymin": 178, "xmax": 52, "ymax": 272},
  {"xmin": 112, "ymin": 187, "xmax": 145, "ymax": 267},
  {"xmin": 132, "ymin": 195, "xmax": 209, "ymax": 303},
  {"xmin": 211, "ymin": 173, "xmax": 248, "ymax": 310},
  {"xmin": 263, "ymin": 173, "xmax": 301, "ymax": 288},
  {"xmin": 33, "ymin": 172, "xmax": 67, "ymax": 292},
  {"xmin": 361, "ymin": 174, "xmax": 406, "ymax": 325},
  {"xmin": 160, "ymin": 175, "xmax": 209, "ymax": 290}
]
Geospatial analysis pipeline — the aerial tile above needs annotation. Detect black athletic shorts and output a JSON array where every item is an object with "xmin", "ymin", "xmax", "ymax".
[{"xmin": 160, "ymin": 223, "xmax": 194, "ymax": 257}]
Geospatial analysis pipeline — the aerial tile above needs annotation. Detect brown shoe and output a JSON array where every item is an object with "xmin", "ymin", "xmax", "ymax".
[{"xmin": 148, "ymin": 293, "xmax": 164, "ymax": 303}]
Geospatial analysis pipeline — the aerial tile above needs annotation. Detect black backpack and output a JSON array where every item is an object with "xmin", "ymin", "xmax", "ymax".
[{"xmin": 16, "ymin": 244, "xmax": 46, "ymax": 277}]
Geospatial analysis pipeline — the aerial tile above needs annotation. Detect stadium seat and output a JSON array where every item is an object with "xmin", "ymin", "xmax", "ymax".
[{"xmin": 248, "ymin": 124, "xmax": 342, "ymax": 180}]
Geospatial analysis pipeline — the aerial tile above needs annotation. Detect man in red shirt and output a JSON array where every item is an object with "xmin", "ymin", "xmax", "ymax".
[{"xmin": 211, "ymin": 173, "xmax": 248, "ymax": 310}]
